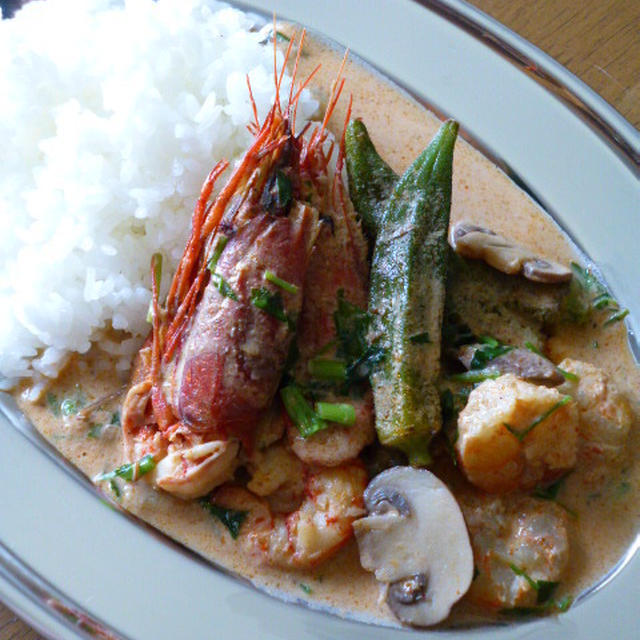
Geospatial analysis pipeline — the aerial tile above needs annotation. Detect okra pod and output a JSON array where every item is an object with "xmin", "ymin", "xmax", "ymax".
[
  {"xmin": 368, "ymin": 120, "xmax": 459, "ymax": 466},
  {"xmin": 345, "ymin": 119, "xmax": 398, "ymax": 243}
]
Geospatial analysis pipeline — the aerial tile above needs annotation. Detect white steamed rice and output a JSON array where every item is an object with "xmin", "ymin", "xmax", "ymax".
[{"xmin": 0, "ymin": 0, "xmax": 319, "ymax": 392}]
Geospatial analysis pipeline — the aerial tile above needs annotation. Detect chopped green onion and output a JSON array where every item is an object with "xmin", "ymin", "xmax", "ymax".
[
  {"xmin": 409, "ymin": 331, "xmax": 431, "ymax": 344},
  {"xmin": 211, "ymin": 272, "xmax": 238, "ymax": 301},
  {"xmin": 264, "ymin": 270, "xmax": 298, "ymax": 294},
  {"xmin": 110, "ymin": 411, "xmax": 121, "ymax": 426},
  {"xmin": 280, "ymin": 385, "xmax": 328, "ymax": 438},
  {"xmin": 207, "ymin": 235, "xmax": 229, "ymax": 273},
  {"xmin": 308, "ymin": 358, "xmax": 347, "ymax": 381},
  {"xmin": 504, "ymin": 396, "xmax": 571, "ymax": 441},
  {"xmin": 315, "ymin": 402, "xmax": 356, "ymax": 425},
  {"xmin": 199, "ymin": 499, "xmax": 247, "ymax": 539},
  {"xmin": 557, "ymin": 367, "xmax": 579, "ymax": 382},
  {"xmin": 604, "ymin": 308, "xmax": 629, "ymax": 326},
  {"xmin": 46, "ymin": 392, "xmax": 60, "ymax": 416},
  {"xmin": 87, "ymin": 424, "xmax": 102, "ymax": 439},
  {"xmin": 299, "ymin": 583, "xmax": 313, "ymax": 594},
  {"xmin": 448, "ymin": 370, "xmax": 500, "ymax": 383},
  {"xmin": 470, "ymin": 336, "xmax": 513, "ymax": 370},
  {"xmin": 109, "ymin": 479, "xmax": 121, "ymax": 499},
  {"xmin": 251, "ymin": 287, "xmax": 289, "ymax": 324},
  {"xmin": 95, "ymin": 454, "xmax": 156, "ymax": 483},
  {"xmin": 524, "ymin": 341, "xmax": 543, "ymax": 356},
  {"xmin": 275, "ymin": 30, "xmax": 290, "ymax": 42},
  {"xmin": 509, "ymin": 564, "xmax": 559, "ymax": 604}
]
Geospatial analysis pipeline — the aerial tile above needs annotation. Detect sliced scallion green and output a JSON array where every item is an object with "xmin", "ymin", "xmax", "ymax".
[
  {"xmin": 211, "ymin": 272, "xmax": 238, "ymax": 301},
  {"xmin": 308, "ymin": 358, "xmax": 347, "ymax": 381},
  {"xmin": 206, "ymin": 235, "xmax": 229, "ymax": 273},
  {"xmin": 315, "ymin": 402, "xmax": 356, "ymax": 425},
  {"xmin": 504, "ymin": 396, "xmax": 571, "ymax": 442},
  {"xmin": 280, "ymin": 385, "xmax": 328, "ymax": 438},
  {"xmin": 95, "ymin": 454, "xmax": 156, "ymax": 483},
  {"xmin": 264, "ymin": 270, "xmax": 298, "ymax": 294}
]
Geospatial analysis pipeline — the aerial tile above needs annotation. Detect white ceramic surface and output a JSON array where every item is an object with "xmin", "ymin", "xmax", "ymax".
[{"xmin": 1, "ymin": 1, "xmax": 639, "ymax": 638}]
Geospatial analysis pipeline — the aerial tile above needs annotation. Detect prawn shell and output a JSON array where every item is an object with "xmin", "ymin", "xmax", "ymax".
[{"xmin": 173, "ymin": 204, "xmax": 318, "ymax": 447}]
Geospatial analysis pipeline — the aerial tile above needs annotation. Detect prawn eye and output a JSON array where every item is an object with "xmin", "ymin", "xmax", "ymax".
[{"xmin": 388, "ymin": 573, "xmax": 428, "ymax": 605}]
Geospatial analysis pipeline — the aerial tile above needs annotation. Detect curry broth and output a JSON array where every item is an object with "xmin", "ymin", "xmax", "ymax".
[{"xmin": 14, "ymin": 33, "xmax": 640, "ymax": 627}]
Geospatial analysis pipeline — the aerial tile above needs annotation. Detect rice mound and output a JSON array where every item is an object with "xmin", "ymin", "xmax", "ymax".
[{"xmin": 0, "ymin": 0, "xmax": 319, "ymax": 392}]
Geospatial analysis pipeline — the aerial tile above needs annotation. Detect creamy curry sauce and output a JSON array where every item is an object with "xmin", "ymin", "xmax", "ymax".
[{"xmin": 14, "ymin": 34, "xmax": 640, "ymax": 627}]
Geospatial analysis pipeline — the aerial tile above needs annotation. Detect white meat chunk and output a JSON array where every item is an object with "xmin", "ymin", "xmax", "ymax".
[
  {"xmin": 456, "ymin": 374, "xmax": 579, "ymax": 493},
  {"xmin": 461, "ymin": 494, "xmax": 570, "ymax": 609},
  {"xmin": 558, "ymin": 358, "xmax": 632, "ymax": 474}
]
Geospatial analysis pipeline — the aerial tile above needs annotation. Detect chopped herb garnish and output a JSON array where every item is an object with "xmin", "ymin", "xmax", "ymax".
[
  {"xmin": 409, "ymin": 331, "xmax": 431, "ymax": 344},
  {"xmin": 95, "ymin": 454, "xmax": 156, "ymax": 483},
  {"xmin": 509, "ymin": 564, "xmax": 558, "ymax": 604},
  {"xmin": 345, "ymin": 345, "xmax": 386, "ymax": 386},
  {"xmin": 308, "ymin": 358, "xmax": 347, "ymax": 381},
  {"xmin": 557, "ymin": 367, "xmax": 579, "ymax": 382},
  {"xmin": 315, "ymin": 402, "xmax": 356, "ymax": 425},
  {"xmin": 206, "ymin": 235, "xmax": 229, "ymax": 272},
  {"xmin": 604, "ymin": 308, "xmax": 629, "ymax": 326},
  {"xmin": 110, "ymin": 411, "xmax": 121, "ymax": 426},
  {"xmin": 275, "ymin": 30, "xmax": 291, "ymax": 42},
  {"xmin": 280, "ymin": 385, "xmax": 328, "ymax": 438},
  {"xmin": 524, "ymin": 341, "xmax": 543, "ymax": 356},
  {"xmin": 251, "ymin": 287, "xmax": 291, "ymax": 326},
  {"xmin": 264, "ymin": 270, "xmax": 298, "ymax": 294},
  {"xmin": 46, "ymin": 392, "xmax": 60, "ymax": 416},
  {"xmin": 533, "ymin": 475, "xmax": 567, "ymax": 501},
  {"xmin": 109, "ymin": 479, "xmax": 121, "ymax": 499},
  {"xmin": 87, "ymin": 424, "xmax": 102, "ymax": 439},
  {"xmin": 525, "ymin": 342, "xmax": 579, "ymax": 381},
  {"xmin": 333, "ymin": 289, "xmax": 371, "ymax": 362},
  {"xmin": 299, "ymin": 583, "xmax": 313, "ymax": 594},
  {"xmin": 555, "ymin": 595, "xmax": 573, "ymax": 612},
  {"xmin": 469, "ymin": 335, "xmax": 513, "ymax": 370},
  {"xmin": 615, "ymin": 481, "xmax": 631, "ymax": 498},
  {"xmin": 199, "ymin": 499, "xmax": 247, "ymax": 539},
  {"xmin": 504, "ymin": 396, "xmax": 571, "ymax": 441},
  {"xmin": 211, "ymin": 272, "xmax": 238, "ymax": 301},
  {"xmin": 566, "ymin": 262, "xmax": 629, "ymax": 327},
  {"xmin": 533, "ymin": 474, "xmax": 577, "ymax": 517},
  {"xmin": 448, "ymin": 369, "xmax": 500, "ymax": 383}
]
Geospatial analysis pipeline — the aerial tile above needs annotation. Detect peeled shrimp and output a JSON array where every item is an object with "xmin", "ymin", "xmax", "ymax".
[
  {"xmin": 461, "ymin": 494, "xmax": 570, "ymax": 609},
  {"xmin": 213, "ymin": 463, "xmax": 367, "ymax": 568},
  {"xmin": 456, "ymin": 374, "xmax": 579, "ymax": 493},
  {"xmin": 559, "ymin": 358, "xmax": 632, "ymax": 473}
]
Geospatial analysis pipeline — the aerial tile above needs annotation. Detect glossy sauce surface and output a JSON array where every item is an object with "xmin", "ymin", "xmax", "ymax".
[{"xmin": 15, "ymin": 33, "xmax": 640, "ymax": 627}]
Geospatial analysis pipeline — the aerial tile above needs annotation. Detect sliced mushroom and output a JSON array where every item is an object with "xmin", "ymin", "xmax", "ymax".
[
  {"xmin": 353, "ymin": 467, "xmax": 473, "ymax": 627},
  {"xmin": 458, "ymin": 344, "xmax": 564, "ymax": 385},
  {"xmin": 154, "ymin": 439, "xmax": 239, "ymax": 500},
  {"xmin": 450, "ymin": 222, "xmax": 571, "ymax": 284}
]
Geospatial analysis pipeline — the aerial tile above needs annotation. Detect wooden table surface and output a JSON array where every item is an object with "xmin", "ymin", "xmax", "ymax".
[{"xmin": 2, "ymin": 1, "xmax": 639, "ymax": 639}]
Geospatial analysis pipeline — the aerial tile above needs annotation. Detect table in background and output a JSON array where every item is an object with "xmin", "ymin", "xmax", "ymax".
[{"xmin": 1, "ymin": 1, "xmax": 638, "ymax": 638}]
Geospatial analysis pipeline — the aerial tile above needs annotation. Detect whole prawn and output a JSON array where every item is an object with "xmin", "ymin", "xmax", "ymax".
[{"xmin": 120, "ymin": 31, "xmax": 348, "ymax": 499}]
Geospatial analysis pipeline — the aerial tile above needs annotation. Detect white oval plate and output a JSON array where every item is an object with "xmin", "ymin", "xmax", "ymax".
[{"xmin": 1, "ymin": 1, "xmax": 639, "ymax": 638}]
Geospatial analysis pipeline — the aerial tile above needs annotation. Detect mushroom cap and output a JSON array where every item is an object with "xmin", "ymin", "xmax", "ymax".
[
  {"xmin": 450, "ymin": 221, "xmax": 572, "ymax": 284},
  {"xmin": 353, "ymin": 466, "xmax": 474, "ymax": 627}
]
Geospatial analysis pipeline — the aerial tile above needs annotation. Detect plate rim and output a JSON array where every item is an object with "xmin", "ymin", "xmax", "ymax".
[{"xmin": 1, "ymin": 1, "xmax": 639, "ymax": 638}]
